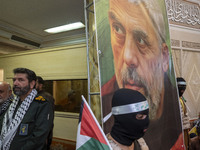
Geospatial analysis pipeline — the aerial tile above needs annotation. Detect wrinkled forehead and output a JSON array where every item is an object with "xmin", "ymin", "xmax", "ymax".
[
  {"xmin": 0, "ymin": 82, "xmax": 9, "ymax": 89},
  {"xmin": 13, "ymin": 73, "xmax": 28, "ymax": 80},
  {"xmin": 109, "ymin": 0, "xmax": 153, "ymax": 27},
  {"xmin": 0, "ymin": 84, "xmax": 5, "ymax": 90},
  {"xmin": 109, "ymin": 0, "xmax": 147, "ymax": 12},
  {"xmin": 109, "ymin": 0, "xmax": 165, "ymax": 43},
  {"xmin": 0, "ymin": 86, "xmax": 8, "ymax": 93}
]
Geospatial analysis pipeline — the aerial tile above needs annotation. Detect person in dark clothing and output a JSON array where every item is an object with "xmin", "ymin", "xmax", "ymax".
[
  {"xmin": 0, "ymin": 68, "xmax": 54, "ymax": 150},
  {"xmin": 36, "ymin": 76, "xmax": 55, "ymax": 150},
  {"xmin": 36, "ymin": 76, "xmax": 54, "ymax": 110},
  {"xmin": 190, "ymin": 122, "xmax": 200, "ymax": 150},
  {"xmin": 107, "ymin": 89, "xmax": 149, "ymax": 150}
]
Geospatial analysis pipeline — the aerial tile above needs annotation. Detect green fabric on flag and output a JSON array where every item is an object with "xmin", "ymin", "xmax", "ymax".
[{"xmin": 77, "ymin": 138, "xmax": 110, "ymax": 150}]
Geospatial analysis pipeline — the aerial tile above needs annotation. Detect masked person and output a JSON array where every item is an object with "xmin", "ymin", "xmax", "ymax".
[
  {"xmin": 107, "ymin": 88, "xmax": 149, "ymax": 150},
  {"xmin": 100, "ymin": 0, "xmax": 182, "ymax": 149},
  {"xmin": 177, "ymin": 77, "xmax": 190, "ymax": 150}
]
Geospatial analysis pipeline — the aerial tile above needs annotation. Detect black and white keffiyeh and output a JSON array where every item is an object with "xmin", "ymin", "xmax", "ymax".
[
  {"xmin": 0, "ymin": 89, "xmax": 37, "ymax": 150},
  {"xmin": 0, "ymin": 94, "xmax": 14, "ymax": 116}
]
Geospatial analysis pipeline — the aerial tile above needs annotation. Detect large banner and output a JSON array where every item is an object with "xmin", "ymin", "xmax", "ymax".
[{"xmin": 94, "ymin": 0, "xmax": 183, "ymax": 149}]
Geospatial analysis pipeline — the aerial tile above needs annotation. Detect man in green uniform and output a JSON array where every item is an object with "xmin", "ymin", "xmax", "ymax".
[
  {"xmin": 36, "ymin": 76, "xmax": 55, "ymax": 150},
  {"xmin": 0, "ymin": 68, "xmax": 54, "ymax": 150}
]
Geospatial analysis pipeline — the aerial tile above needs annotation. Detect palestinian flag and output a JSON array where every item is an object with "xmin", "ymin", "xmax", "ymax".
[{"xmin": 76, "ymin": 96, "xmax": 112, "ymax": 150}]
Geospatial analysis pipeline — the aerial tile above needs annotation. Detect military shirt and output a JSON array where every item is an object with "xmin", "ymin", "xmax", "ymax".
[{"xmin": 7, "ymin": 95, "xmax": 54, "ymax": 150}]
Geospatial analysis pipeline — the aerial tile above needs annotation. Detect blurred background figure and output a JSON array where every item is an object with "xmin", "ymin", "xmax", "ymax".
[
  {"xmin": 177, "ymin": 77, "xmax": 191, "ymax": 150},
  {"xmin": 66, "ymin": 90, "xmax": 77, "ymax": 112},
  {"xmin": 190, "ymin": 121, "xmax": 200, "ymax": 150},
  {"xmin": 36, "ymin": 76, "xmax": 55, "ymax": 108},
  {"xmin": 107, "ymin": 88, "xmax": 149, "ymax": 150},
  {"xmin": 0, "ymin": 68, "xmax": 53, "ymax": 150},
  {"xmin": 36, "ymin": 76, "xmax": 55, "ymax": 150},
  {"xmin": 0, "ymin": 81, "xmax": 14, "ymax": 116}
]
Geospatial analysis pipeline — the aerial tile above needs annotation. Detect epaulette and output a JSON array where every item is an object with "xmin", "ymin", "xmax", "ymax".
[{"xmin": 35, "ymin": 96, "xmax": 46, "ymax": 102}]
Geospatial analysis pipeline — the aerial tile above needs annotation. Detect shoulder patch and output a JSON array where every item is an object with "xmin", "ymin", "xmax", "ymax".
[{"xmin": 35, "ymin": 96, "xmax": 46, "ymax": 102}]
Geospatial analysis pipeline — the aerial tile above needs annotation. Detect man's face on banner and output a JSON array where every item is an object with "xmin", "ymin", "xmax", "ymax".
[{"xmin": 108, "ymin": 0, "xmax": 169, "ymax": 119}]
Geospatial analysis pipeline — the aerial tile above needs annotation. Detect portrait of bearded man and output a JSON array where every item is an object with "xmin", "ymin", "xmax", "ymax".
[{"xmin": 95, "ymin": 0, "xmax": 183, "ymax": 149}]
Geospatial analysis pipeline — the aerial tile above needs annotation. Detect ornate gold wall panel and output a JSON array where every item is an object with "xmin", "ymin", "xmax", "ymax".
[
  {"xmin": 168, "ymin": 0, "xmax": 200, "ymax": 120},
  {"xmin": 171, "ymin": 49, "xmax": 181, "ymax": 77},
  {"xmin": 166, "ymin": 0, "xmax": 200, "ymax": 29},
  {"xmin": 172, "ymin": 42, "xmax": 200, "ymax": 119},
  {"xmin": 182, "ymin": 50, "xmax": 200, "ymax": 118}
]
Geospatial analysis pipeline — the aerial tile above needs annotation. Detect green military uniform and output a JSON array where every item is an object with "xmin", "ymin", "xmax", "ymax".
[
  {"xmin": 38, "ymin": 90, "xmax": 55, "ymax": 150},
  {"xmin": 0, "ymin": 95, "xmax": 54, "ymax": 150}
]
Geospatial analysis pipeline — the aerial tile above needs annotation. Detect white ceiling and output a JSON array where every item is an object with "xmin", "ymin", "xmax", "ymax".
[
  {"xmin": 1, "ymin": 0, "xmax": 199, "ymax": 54},
  {"xmin": 0, "ymin": 0, "xmax": 85, "ymax": 53}
]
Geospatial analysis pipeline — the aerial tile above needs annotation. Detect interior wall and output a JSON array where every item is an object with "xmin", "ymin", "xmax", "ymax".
[
  {"xmin": 166, "ymin": 0, "xmax": 200, "ymax": 120},
  {"xmin": 0, "ymin": 42, "xmax": 28, "ymax": 55},
  {"xmin": 54, "ymin": 112, "xmax": 79, "ymax": 141},
  {"xmin": 0, "ymin": 44, "xmax": 87, "ymax": 83},
  {"xmin": 0, "ymin": 69, "xmax": 3, "ymax": 81},
  {"xmin": 170, "ymin": 25, "xmax": 200, "ymax": 120},
  {"xmin": 0, "ymin": 43, "xmax": 87, "ymax": 141}
]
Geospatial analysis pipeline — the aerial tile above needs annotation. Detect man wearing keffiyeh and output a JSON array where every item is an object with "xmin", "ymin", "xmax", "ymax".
[
  {"xmin": 0, "ymin": 68, "xmax": 54, "ymax": 150},
  {"xmin": 0, "ymin": 81, "xmax": 14, "ymax": 116}
]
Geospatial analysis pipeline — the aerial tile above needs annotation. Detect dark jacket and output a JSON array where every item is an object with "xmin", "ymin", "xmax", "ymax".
[
  {"xmin": 1, "ymin": 95, "xmax": 54, "ymax": 150},
  {"xmin": 37, "ymin": 90, "xmax": 55, "ymax": 150}
]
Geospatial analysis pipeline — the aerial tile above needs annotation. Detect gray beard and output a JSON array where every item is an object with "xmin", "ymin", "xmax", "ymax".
[
  {"xmin": 13, "ymin": 85, "xmax": 30, "ymax": 96},
  {"xmin": 121, "ymin": 65, "xmax": 163, "ymax": 119}
]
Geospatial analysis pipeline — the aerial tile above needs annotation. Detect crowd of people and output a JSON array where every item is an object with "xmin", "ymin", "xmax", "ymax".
[
  {"xmin": 0, "ymin": 68, "xmax": 54, "ymax": 150},
  {"xmin": 0, "ymin": 70, "xmax": 199, "ymax": 150},
  {"xmin": 0, "ymin": 61, "xmax": 198, "ymax": 150}
]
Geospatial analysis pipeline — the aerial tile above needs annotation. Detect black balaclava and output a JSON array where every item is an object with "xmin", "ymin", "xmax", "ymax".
[
  {"xmin": 110, "ymin": 88, "xmax": 149, "ymax": 146},
  {"xmin": 176, "ymin": 77, "xmax": 186, "ymax": 97}
]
